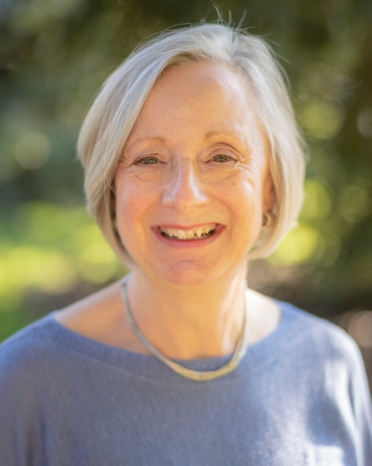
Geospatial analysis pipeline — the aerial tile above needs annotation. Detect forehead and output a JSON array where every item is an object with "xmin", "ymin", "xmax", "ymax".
[
  {"xmin": 153, "ymin": 60, "xmax": 251, "ymax": 101},
  {"xmin": 128, "ymin": 61, "xmax": 262, "ymax": 143}
]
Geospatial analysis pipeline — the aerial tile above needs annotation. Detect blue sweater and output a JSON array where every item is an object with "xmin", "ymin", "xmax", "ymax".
[{"xmin": 0, "ymin": 301, "xmax": 371, "ymax": 466}]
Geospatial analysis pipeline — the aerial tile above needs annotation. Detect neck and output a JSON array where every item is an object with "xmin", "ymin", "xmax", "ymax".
[{"xmin": 125, "ymin": 266, "xmax": 248, "ymax": 359}]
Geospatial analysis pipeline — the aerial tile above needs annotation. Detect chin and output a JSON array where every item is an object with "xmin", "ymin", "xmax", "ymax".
[{"xmin": 155, "ymin": 261, "xmax": 224, "ymax": 286}]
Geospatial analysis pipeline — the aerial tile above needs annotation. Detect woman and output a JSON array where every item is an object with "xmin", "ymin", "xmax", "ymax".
[{"xmin": 0, "ymin": 22, "xmax": 371, "ymax": 465}]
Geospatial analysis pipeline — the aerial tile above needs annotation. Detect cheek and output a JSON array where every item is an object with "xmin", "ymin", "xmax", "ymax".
[
  {"xmin": 234, "ymin": 183, "xmax": 265, "ymax": 245},
  {"xmin": 232, "ymin": 182, "xmax": 266, "ymax": 247},
  {"xmin": 221, "ymin": 171, "xmax": 265, "ymax": 216},
  {"xmin": 238, "ymin": 186, "xmax": 264, "ymax": 228},
  {"xmin": 114, "ymin": 176, "xmax": 150, "ymax": 234}
]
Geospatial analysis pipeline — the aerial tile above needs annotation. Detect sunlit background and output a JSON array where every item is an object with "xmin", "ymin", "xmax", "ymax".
[{"xmin": 0, "ymin": 0, "xmax": 371, "ymax": 387}]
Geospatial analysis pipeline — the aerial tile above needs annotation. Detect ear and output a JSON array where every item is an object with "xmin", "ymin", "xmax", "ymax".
[
  {"xmin": 262, "ymin": 169, "xmax": 276, "ymax": 213},
  {"xmin": 110, "ymin": 186, "xmax": 116, "ymax": 219}
]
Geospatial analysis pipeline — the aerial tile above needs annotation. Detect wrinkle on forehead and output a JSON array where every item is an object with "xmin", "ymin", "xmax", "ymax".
[{"xmin": 125, "ymin": 60, "xmax": 267, "ymax": 154}]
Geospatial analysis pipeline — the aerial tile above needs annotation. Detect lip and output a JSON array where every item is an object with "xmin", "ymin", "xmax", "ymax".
[
  {"xmin": 152, "ymin": 223, "xmax": 224, "ymax": 248},
  {"xmin": 156, "ymin": 223, "xmax": 217, "ymax": 230}
]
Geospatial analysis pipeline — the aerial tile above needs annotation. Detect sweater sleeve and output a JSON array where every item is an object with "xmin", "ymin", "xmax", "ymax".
[
  {"xmin": 0, "ymin": 335, "xmax": 50, "ymax": 466},
  {"xmin": 348, "ymin": 340, "xmax": 372, "ymax": 466}
]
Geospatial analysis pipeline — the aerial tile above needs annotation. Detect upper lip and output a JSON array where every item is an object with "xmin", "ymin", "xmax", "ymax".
[{"xmin": 154, "ymin": 223, "xmax": 220, "ymax": 230}]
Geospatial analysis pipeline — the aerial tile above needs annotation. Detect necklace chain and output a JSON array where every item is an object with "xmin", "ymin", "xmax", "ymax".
[{"xmin": 120, "ymin": 279, "xmax": 249, "ymax": 382}]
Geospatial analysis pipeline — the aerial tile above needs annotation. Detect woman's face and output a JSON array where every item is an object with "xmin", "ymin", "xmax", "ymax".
[{"xmin": 114, "ymin": 61, "xmax": 274, "ymax": 285}]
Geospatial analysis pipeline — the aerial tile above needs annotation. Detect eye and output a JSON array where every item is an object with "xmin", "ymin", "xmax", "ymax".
[
  {"xmin": 135, "ymin": 156, "xmax": 160, "ymax": 165},
  {"xmin": 211, "ymin": 154, "xmax": 235, "ymax": 163}
]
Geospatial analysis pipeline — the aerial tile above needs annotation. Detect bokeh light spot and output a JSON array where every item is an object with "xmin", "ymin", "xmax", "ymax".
[
  {"xmin": 15, "ymin": 132, "xmax": 50, "ymax": 169},
  {"xmin": 338, "ymin": 184, "xmax": 370, "ymax": 223},
  {"xmin": 300, "ymin": 101, "xmax": 345, "ymax": 139},
  {"xmin": 357, "ymin": 108, "xmax": 372, "ymax": 139},
  {"xmin": 301, "ymin": 179, "xmax": 332, "ymax": 221},
  {"xmin": 0, "ymin": 246, "xmax": 76, "ymax": 296},
  {"xmin": 269, "ymin": 225, "xmax": 321, "ymax": 265},
  {"xmin": 78, "ymin": 243, "xmax": 119, "ymax": 283},
  {"xmin": 348, "ymin": 311, "xmax": 372, "ymax": 348}
]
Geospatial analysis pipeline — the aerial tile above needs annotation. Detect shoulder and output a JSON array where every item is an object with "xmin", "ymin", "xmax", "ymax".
[
  {"xmin": 281, "ymin": 302, "xmax": 372, "ymax": 459},
  {"xmin": 0, "ymin": 316, "xmax": 80, "ymax": 465},
  {"xmin": 0, "ymin": 313, "xmax": 68, "ymax": 425},
  {"xmin": 276, "ymin": 301, "xmax": 372, "ymax": 420},
  {"xmin": 277, "ymin": 300, "xmax": 364, "ymax": 373},
  {"xmin": 0, "ymin": 314, "xmax": 61, "ymax": 383}
]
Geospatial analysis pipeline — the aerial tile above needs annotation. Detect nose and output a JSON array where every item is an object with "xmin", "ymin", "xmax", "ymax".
[{"xmin": 161, "ymin": 158, "xmax": 208, "ymax": 212}]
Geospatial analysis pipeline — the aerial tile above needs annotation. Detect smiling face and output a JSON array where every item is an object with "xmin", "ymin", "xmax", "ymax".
[{"xmin": 113, "ymin": 60, "xmax": 274, "ymax": 285}]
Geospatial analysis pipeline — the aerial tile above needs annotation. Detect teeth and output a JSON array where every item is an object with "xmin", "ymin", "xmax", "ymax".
[{"xmin": 160, "ymin": 224, "xmax": 216, "ymax": 240}]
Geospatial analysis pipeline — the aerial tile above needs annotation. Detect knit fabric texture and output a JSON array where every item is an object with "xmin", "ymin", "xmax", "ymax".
[{"xmin": 0, "ymin": 300, "xmax": 371, "ymax": 466}]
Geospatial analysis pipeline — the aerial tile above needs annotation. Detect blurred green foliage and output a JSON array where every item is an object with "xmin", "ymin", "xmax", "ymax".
[{"xmin": 0, "ymin": 0, "xmax": 372, "ymax": 342}]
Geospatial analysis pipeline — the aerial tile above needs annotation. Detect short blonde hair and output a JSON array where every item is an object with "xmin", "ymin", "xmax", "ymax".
[{"xmin": 77, "ymin": 22, "xmax": 306, "ymax": 267}]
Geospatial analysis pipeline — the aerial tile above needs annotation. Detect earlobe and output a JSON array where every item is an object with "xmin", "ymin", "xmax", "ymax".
[
  {"xmin": 262, "ymin": 211, "xmax": 275, "ymax": 229},
  {"xmin": 261, "ymin": 170, "xmax": 276, "ymax": 229},
  {"xmin": 110, "ymin": 188, "xmax": 118, "ymax": 233}
]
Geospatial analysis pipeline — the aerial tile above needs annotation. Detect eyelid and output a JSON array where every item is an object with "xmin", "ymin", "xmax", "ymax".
[
  {"xmin": 209, "ymin": 140, "xmax": 241, "ymax": 152},
  {"xmin": 210, "ymin": 148, "xmax": 238, "ymax": 160},
  {"xmin": 134, "ymin": 148, "xmax": 175, "ymax": 166},
  {"xmin": 134, "ymin": 155, "xmax": 162, "ymax": 164},
  {"xmin": 125, "ymin": 144, "xmax": 167, "ymax": 159}
]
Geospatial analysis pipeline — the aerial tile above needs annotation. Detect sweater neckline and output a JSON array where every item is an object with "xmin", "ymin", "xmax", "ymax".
[{"xmin": 34, "ymin": 297, "xmax": 300, "ymax": 384}]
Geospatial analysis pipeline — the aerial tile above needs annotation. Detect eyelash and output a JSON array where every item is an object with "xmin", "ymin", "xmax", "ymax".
[
  {"xmin": 133, "ymin": 152, "xmax": 238, "ymax": 166},
  {"xmin": 134, "ymin": 156, "xmax": 161, "ymax": 165},
  {"xmin": 211, "ymin": 154, "xmax": 236, "ymax": 163}
]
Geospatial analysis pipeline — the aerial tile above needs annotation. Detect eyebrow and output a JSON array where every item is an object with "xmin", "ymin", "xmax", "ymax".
[
  {"xmin": 124, "ymin": 130, "xmax": 248, "ymax": 153},
  {"xmin": 124, "ymin": 136, "xmax": 166, "ymax": 153},
  {"xmin": 204, "ymin": 130, "xmax": 248, "ymax": 147}
]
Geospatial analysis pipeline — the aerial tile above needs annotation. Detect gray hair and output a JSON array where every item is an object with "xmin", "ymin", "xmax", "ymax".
[{"xmin": 77, "ymin": 22, "xmax": 306, "ymax": 267}]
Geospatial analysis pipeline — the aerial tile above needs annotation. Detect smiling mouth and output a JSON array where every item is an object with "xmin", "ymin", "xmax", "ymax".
[{"xmin": 159, "ymin": 223, "xmax": 216, "ymax": 240}]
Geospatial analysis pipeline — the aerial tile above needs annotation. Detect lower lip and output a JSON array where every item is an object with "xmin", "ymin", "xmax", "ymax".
[{"xmin": 152, "ymin": 224, "xmax": 224, "ymax": 248}]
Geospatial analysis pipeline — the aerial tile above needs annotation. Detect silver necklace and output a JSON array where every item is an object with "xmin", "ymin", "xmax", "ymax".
[{"xmin": 120, "ymin": 279, "xmax": 249, "ymax": 382}]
